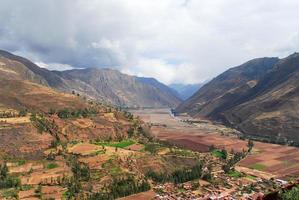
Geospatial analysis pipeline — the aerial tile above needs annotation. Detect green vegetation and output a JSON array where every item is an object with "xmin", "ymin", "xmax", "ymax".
[
  {"xmin": 127, "ymin": 127, "xmax": 134, "ymax": 138},
  {"xmin": 17, "ymin": 159, "xmax": 26, "ymax": 166},
  {"xmin": 1, "ymin": 188, "xmax": 18, "ymax": 199},
  {"xmin": 249, "ymin": 163, "xmax": 266, "ymax": 171},
  {"xmin": 102, "ymin": 159, "xmax": 122, "ymax": 176},
  {"xmin": 88, "ymin": 176, "xmax": 150, "ymax": 200},
  {"xmin": 144, "ymin": 143, "xmax": 161, "ymax": 154},
  {"xmin": 122, "ymin": 111, "xmax": 134, "ymax": 121},
  {"xmin": 227, "ymin": 170, "xmax": 243, "ymax": 178},
  {"xmin": 247, "ymin": 139, "xmax": 254, "ymax": 152},
  {"xmin": 18, "ymin": 109, "xmax": 27, "ymax": 117},
  {"xmin": 55, "ymin": 108, "xmax": 98, "ymax": 119},
  {"xmin": 30, "ymin": 113, "xmax": 59, "ymax": 135},
  {"xmin": 0, "ymin": 164, "xmax": 21, "ymax": 189},
  {"xmin": 212, "ymin": 149, "xmax": 227, "ymax": 159},
  {"xmin": 94, "ymin": 140, "xmax": 135, "ymax": 149},
  {"xmin": 280, "ymin": 185, "xmax": 299, "ymax": 200},
  {"xmin": 63, "ymin": 156, "xmax": 91, "ymax": 199},
  {"xmin": 110, "ymin": 140, "xmax": 135, "ymax": 148},
  {"xmin": 245, "ymin": 175, "xmax": 257, "ymax": 180},
  {"xmin": 46, "ymin": 163, "xmax": 59, "ymax": 169},
  {"xmin": 69, "ymin": 157, "xmax": 90, "ymax": 181},
  {"xmin": 222, "ymin": 151, "xmax": 246, "ymax": 173},
  {"xmin": 146, "ymin": 162, "xmax": 205, "ymax": 184},
  {"xmin": 20, "ymin": 184, "xmax": 33, "ymax": 191}
]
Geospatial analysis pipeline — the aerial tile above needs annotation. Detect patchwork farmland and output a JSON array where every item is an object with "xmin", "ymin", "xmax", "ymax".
[{"xmin": 131, "ymin": 108, "xmax": 299, "ymax": 179}]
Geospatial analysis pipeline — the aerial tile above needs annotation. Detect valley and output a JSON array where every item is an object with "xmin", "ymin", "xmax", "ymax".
[
  {"xmin": 131, "ymin": 108, "xmax": 299, "ymax": 179},
  {"xmin": 1, "ymin": 1, "xmax": 299, "ymax": 199}
]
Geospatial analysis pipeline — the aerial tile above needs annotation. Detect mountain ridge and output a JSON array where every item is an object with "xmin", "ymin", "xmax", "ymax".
[
  {"xmin": 176, "ymin": 54, "xmax": 299, "ymax": 145},
  {"xmin": 0, "ymin": 49, "xmax": 181, "ymax": 108}
]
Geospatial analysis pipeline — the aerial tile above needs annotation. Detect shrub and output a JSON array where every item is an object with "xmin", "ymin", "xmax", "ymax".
[{"xmin": 46, "ymin": 163, "xmax": 59, "ymax": 169}]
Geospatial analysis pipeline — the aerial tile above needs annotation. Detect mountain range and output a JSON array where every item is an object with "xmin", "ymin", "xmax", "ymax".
[
  {"xmin": 169, "ymin": 83, "xmax": 206, "ymax": 100},
  {"xmin": 176, "ymin": 53, "xmax": 299, "ymax": 145},
  {"xmin": 0, "ymin": 49, "xmax": 181, "ymax": 108}
]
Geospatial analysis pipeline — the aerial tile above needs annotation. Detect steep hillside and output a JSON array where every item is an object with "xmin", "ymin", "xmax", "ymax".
[
  {"xmin": 55, "ymin": 68, "xmax": 181, "ymax": 108},
  {"xmin": 175, "ymin": 55, "xmax": 299, "ymax": 144},
  {"xmin": 0, "ymin": 79, "xmax": 86, "ymax": 112},
  {"xmin": 0, "ymin": 49, "xmax": 180, "ymax": 108},
  {"xmin": 0, "ymin": 78, "xmax": 133, "ymax": 157},
  {"xmin": 223, "ymin": 53, "xmax": 299, "ymax": 145},
  {"xmin": 176, "ymin": 57, "xmax": 279, "ymax": 116}
]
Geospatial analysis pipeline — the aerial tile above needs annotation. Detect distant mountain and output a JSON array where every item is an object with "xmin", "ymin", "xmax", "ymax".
[
  {"xmin": 137, "ymin": 77, "xmax": 181, "ymax": 99},
  {"xmin": 176, "ymin": 55, "xmax": 299, "ymax": 145},
  {"xmin": 169, "ymin": 83, "xmax": 205, "ymax": 100},
  {"xmin": 55, "ymin": 68, "xmax": 181, "ymax": 108},
  {"xmin": 0, "ymin": 49, "xmax": 181, "ymax": 108}
]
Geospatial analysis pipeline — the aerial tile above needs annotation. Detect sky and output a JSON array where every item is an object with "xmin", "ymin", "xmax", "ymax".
[{"xmin": 0, "ymin": 0, "xmax": 299, "ymax": 84}]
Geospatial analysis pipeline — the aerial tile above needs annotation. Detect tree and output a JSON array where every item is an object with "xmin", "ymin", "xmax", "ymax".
[
  {"xmin": 247, "ymin": 140, "xmax": 254, "ymax": 152},
  {"xmin": 281, "ymin": 186, "xmax": 299, "ymax": 200},
  {"xmin": 0, "ymin": 163, "xmax": 21, "ymax": 189},
  {"xmin": 18, "ymin": 109, "xmax": 27, "ymax": 117},
  {"xmin": 127, "ymin": 127, "xmax": 134, "ymax": 138},
  {"xmin": 221, "ymin": 149, "xmax": 228, "ymax": 160}
]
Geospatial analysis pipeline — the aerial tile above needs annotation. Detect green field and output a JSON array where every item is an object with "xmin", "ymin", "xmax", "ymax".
[
  {"xmin": 212, "ymin": 149, "xmax": 226, "ymax": 159},
  {"xmin": 95, "ymin": 140, "xmax": 135, "ymax": 148},
  {"xmin": 228, "ymin": 170, "xmax": 243, "ymax": 178},
  {"xmin": 249, "ymin": 163, "xmax": 266, "ymax": 171},
  {"xmin": 46, "ymin": 163, "xmax": 59, "ymax": 169}
]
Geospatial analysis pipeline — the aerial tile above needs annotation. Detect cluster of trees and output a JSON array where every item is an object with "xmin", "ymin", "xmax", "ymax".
[
  {"xmin": 63, "ymin": 156, "xmax": 91, "ymax": 199},
  {"xmin": 146, "ymin": 162, "xmax": 207, "ymax": 184},
  {"xmin": 144, "ymin": 143, "xmax": 160, "ymax": 155},
  {"xmin": 122, "ymin": 111, "xmax": 133, "ymax": 121},
  {"xmin": 30, "ymin": 114, "xmax": 59, "ymax": 136},
  {"xmin": 0, "ymin": 164, "xmax": 20, "ymax": 189},
  {"xmin": 222, "ymin": 151, "xmax": 247, "ymax": 173},
  {"xmin": 88, "ymin": 176, "xmax": 150, "ymax": 200},
  {"xmin": 209, "ymin": 145, "xmax": 228, "ymax": 160},
  {"xmin": 69, "ymin": 156, "xmax": 90, "ymax": 181},
  {"xmin": 127, "ymin": 127, "xmax": 134, "ymax": 138},
  {"xmin": 280, "ymin": 185, "xmax": 299, "ymax": 200},
  {"xmin": 48, "ymin": 108, "xmax": 98, "ymax": 119},
  {"xmin": 247, "ymin": 139, "xmax": 254, "ymax": 152}
]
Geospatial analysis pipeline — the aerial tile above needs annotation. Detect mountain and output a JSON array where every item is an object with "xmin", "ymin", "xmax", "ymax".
[
  {"xmin": 136, "ymin": 77, "xmax": 181, "ymax": 99},
  {"xmin": 169, "ymin": 83, "xmax": 205, "ymax": 100},
  {"xmin": 0, "ymin": 49, "xmax": 181, "ymax": 108},
  {"xmin": 176, "ymin": 55, "xmax": 299, "ymax": 145},
  {"xmin": 55, "ymin": 68, "xmax": 182, "ymax": 108}
]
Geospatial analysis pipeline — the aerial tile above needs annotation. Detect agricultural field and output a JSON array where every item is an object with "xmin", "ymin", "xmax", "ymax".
[
  {"xmin": 131, "ymin": 108, "xmax": 299, "ymax": 180},
  {"xmin": 0, "ymin": 106, "xmax": 298, "ymax": 199}
]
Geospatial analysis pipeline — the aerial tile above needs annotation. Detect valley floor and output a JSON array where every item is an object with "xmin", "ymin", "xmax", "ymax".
[{"xmin": 130, "ymin": 108, "xmax": 299, "ymax": 179}]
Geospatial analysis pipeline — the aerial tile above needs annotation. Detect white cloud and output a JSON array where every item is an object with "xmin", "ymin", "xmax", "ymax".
[
  {"xmin": 35, "ymin": 62, "xmax": 74, "ymax": 71},
  {"xmin": 0, "ymin": 0, "xmax": 299, "ymax": 84}
]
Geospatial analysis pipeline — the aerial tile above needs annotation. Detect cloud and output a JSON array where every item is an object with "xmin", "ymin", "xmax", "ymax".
[
  {"xmin": 35, "ymin": 62, "xmax": 74, "ymax": 71},
  {"xmin": 0, "ymin": 0, "xmax": 299, "ymax": 84}
]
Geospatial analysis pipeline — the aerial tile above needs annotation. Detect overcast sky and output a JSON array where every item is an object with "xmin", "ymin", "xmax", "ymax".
[{"xmin": 1, "ymin": 0, "xmax": 299, "ymax": 84}]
